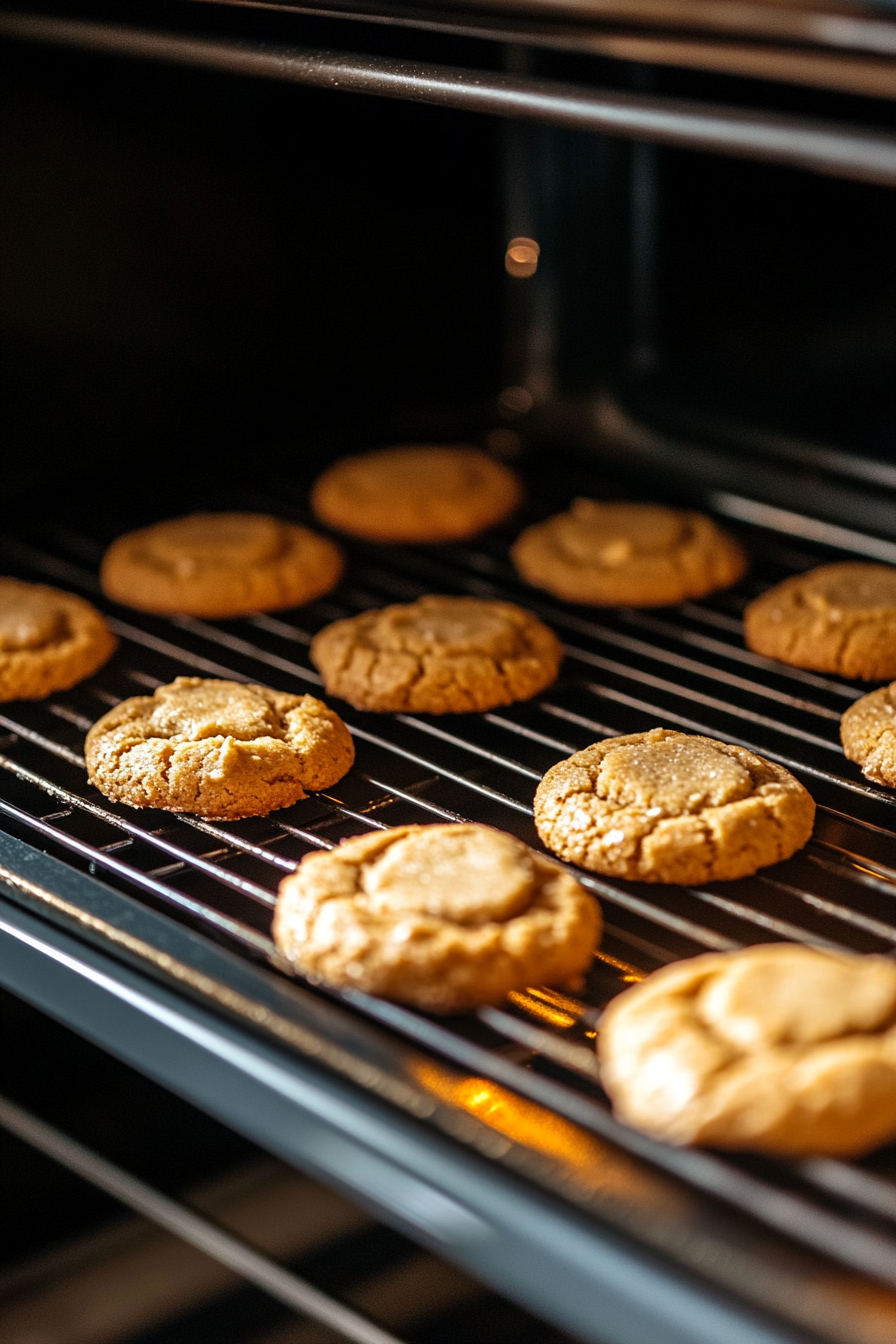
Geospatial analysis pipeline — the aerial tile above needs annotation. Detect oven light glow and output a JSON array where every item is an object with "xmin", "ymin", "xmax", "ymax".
[{"xmin": 505, "ymin": 237, "xmax": 540, "ymax": 277}]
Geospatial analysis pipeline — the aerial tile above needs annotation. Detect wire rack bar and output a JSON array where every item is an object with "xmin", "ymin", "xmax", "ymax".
[{"xmin": 4, "ymin": 11, "xmax": 896, "ymax": 184}]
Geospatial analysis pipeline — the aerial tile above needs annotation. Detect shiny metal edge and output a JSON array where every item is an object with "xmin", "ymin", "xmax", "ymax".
[
  {"xmin": 192, "ymin": 0, "xmax": 896, "ymax": 98},
  {"xmin": 2, "ymin": 11, "xmax": 896, "ymax": 182},
  {"xmin": 196, "ymin": 0, "xmax": 896, "ymax": 58}
]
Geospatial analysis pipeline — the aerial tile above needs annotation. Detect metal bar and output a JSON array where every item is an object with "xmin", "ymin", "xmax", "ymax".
[
  {"xmin": 0, "ymin": 747, "xmax": 279, "ymax": 906},
  {"xmin": 172, "ymin": 615, "xmax": 324, "ymax": 687},
  {"xmin": 395, "ymin": 715, "xmax": 543, "ymax": 780},
  {"xmin": 623, "ymin": 612, "xmax": 864, "ymax": 702},
  {"xmin": 564, "ymin": 634, "xmax": 841, "ymax": 721},
  {"xmin": 682, "ymin": 887, "xmax": 848, "ymax": 951},
  {"xmin": 0, "ymin": 795, "xmax": 275, "ymax": 954},
  {"xmin": 180, "ymin": 816, "xmax": 301, "ymax": 873},
  {"xmin": 542, "ymin": 686, "xmax": 896, "ymax": 807},
  {"xmin": 185, "ymin": 0, "xmax": 896, "ymax": 97},
  {"xmin": 568, "ymin": 649, "xmax": 841, "ymax": 751},
  {"xmin": 0, "ymin": 1096, "xmax": 406, "ymax": 1344},
  {"xmin": 757, "ymin": 873, "xmax": 896, "ymax": 943},
  {"xmin": 2, "ymin": 10, "xmax": 896, "ymax": 184},
  {"xmin": 709, "ymin": 493, "xmax": 896, "ymax": 564}
]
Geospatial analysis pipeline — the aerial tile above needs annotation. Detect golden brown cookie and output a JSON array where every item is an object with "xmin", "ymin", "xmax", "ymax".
[
  {"xmin": 311, "ymin": 445, "xmax": 523, "ymax": 543},
  {"xmin": 0, "ymin": 577, "xmax": 117, "ymax": 703},
  {"xmin": 85, "ymin": 676, "xmax": 354, "ymax": 818},
  {"xmin": 534, "ymin": 728, "xmax": 814, "ymax": 885},
  {"xmin": 744, "ymin": 562, "xmax": 896, "ymax": 681},
  {"xmin": 101, "ymin": 512, "xmax": 344, "ymax": 618},
  {"xmin": 510, "ymin": 499, "xmax": 747, "ymax": 607},
  {"xmin": 273, "ymin": 823, "xmax": 602, "ymax": 1013},
  {"xmin": 598, "ymin": 944, "xmax": 896, "ymax": 1157},
  {"xmin": 310, "ymin": 595, "xmax": 562, "ymax": 714},
  {"xmin": 840, "ymin": 680, "xmax": 896, "ymax": 787}
]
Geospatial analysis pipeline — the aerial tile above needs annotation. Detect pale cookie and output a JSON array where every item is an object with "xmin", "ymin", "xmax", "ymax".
[
  {"xmin": 310, "ymin": 595, "xmax": 562, "ymax": 714},
  {"xmin": 101, "ymin": 512, "xmax": 344, "ymax": 618},
  {"xmin": 598, "ymin": 944, "xmax": 896, "ymax": 1157},
  {"xmin": 841, "ymin": 680, "xmax": 896, "ymax": 787},
  {"xmin": 510, "ymin": 499, "xmax": 747, "ymax": 607},
  {"xmin": 744, "ymin": 562, "xmax": 896, "ymax": 681},
  {"xmin": 273, "ymin": 823, "xmax": 602, "ymax": 1013},
  {"xmin": 85, "ymin": 676, "xmax": 354, "ymax": 819},
  {"xmin": 534, "ymin": 728, "xmax": 814, "ymax": 885},
  {"xmin": 0, "ymin": 577, "xmax": 117, "ymax": 702},
  {"xmin": 311, "ymin": 445, "xmax": 523, "ymax": 543}
]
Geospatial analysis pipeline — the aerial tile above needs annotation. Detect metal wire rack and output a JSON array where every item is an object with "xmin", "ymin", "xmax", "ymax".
[{"xmin": 1, "ymin": 489, "xmax": 896, "ymax": 1340}]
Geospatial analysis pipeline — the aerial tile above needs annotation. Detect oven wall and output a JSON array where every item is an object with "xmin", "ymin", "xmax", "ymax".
[{"xmin": 0, "ymin": 38, "xmax": 506, "ymax": 499}]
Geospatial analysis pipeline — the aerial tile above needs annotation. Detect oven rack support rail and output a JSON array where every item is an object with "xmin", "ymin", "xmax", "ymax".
[
  {"xmin": 0, "ymin": 838, "xmax": 799, "ymax": 1344},
  {"xmin": 0, "ymin": 1092, "xmax": 405, "ymax": 1344},
  {"xmin": 2, "ymin": 9, "xmax": 896, "ymax": 185}
]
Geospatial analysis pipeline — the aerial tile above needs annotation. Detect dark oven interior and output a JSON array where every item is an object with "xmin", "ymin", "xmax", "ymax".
[{"xmin": 1, "ymin": 3, "xmax": 896, "ymax": 1343}]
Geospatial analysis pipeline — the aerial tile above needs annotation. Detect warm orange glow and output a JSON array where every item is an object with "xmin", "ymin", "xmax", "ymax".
[
  {"xmin": 410, "ymin": 1060, "xmax": 677, "ymax": 1211},
  {"xmin": 527, "ymin": 986, "xmax": 588, "ymax": 1017},
  {"xmin": 415, "ymin": 1060, "xmax": 597, "ymax": 1171},
  {"xmin": 506, "ymin": 990, "xmax": 578, "ymax": 1030},
  {"xmin": 505, "ymin": 237, "xmax": 540, "ymax": 277},
  {"xmin": 593, "ymin": 949, "xmax": 646, "ymax": 983}
]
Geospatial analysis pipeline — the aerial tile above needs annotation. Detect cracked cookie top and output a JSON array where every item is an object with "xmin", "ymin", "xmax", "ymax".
[
  {"xmin": 534, "ymin": 728, "xmax": 815, "ymax": 884},
  {"xmin": 744, "ymin": 562, "xmax": 896, "ymax": 681},
  {"xmin": 101, "ymin": 512, "xmax": 344, "ymax": 618},
  {"xmin": 311, "ymin": 445, "xmax": 523, "ymax": 543},
  {"xmin": 598, "ymin": 944, "xmax": 896, "ymax": 1156},
  {"xmin": 273, "ymin": 823, "xmax": 602, "ymax": 1013},
  {"xmin": 0, "ymin": 577, "xmax": 117, "ymax": 702},
  {"xmin": 85, "ymin": 676, "xmax": 354, "ymax": 818},
  {"xmin": 310, "ymin": 595, "xmax": 562, "ymax": 714},
  {"xmin": 510, "ymin": 499, "xmax": 747, "ymax": 606},
  {"xmin": 841, "ymin": 679, "xmax": 896, "ymax": 787}
]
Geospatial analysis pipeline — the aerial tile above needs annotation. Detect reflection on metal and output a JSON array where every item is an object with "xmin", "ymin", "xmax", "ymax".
[
  {"xmin": 2, "ymin": 11, "xmax": 896, "ymax": 184},
  {"xmin": 710, "ymin": 492, "xmax": 896, "ymax": 564},
  {"xmin": 593, "ymin": 948, "xmax": 647, "ymax": 983},
  {"xmin": 190, "ymin": 0, "xmax": 896, "ymax": 96},
  {"xmin": 411, "ymin": 1060, "xmax": 678, "ymax": 1208},
  {"xmin": 507, "ymin": 986, "xmax": 582, "ymax": 1028}
]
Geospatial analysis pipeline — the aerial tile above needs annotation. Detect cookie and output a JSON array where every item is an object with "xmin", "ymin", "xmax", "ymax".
[
  {"xmin": 0, "ymin": 577, "xmax": 117, "ymax": 703},
  {"xmin": 510, "ymin": 499, "xmax": 747, "ymax": 607},
  {"xmin": 85, "ymin": 676, "xmax": 354, "ymax": 818},
  {"xmin": 273, "ymin": 823, "xmax": 602, "ymax": 1013},
  {"xmin": 311, "ymin": 445, "xmax": 523, "ymax": 543},
  {"xmin": 310, "ymin": 595, "xmax": 562, "ymax": 714},
  {"xmin": 598, "ymin": 944, "xmax": 896, "ymax": 1157},
  {"xmin": 534, "ymin": 728, "xmax": 814, "ymax": 885},
  {"xmin": 840, "ymin": 680, "xmax": 896, "ymax": 787},
  {"xmin": 744, "ymin": 562, "xmax": 896, "ymax": 681},
  {"xmin": 101, "ymin": 512, "xmax": 344, "ymax": 619}
]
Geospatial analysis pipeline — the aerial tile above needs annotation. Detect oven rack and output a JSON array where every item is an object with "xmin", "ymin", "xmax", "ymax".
[
  {"xmin": 3, "ymin": 10, "xmax": 896, "ymax": 186},
  {"xmin": 1, "ymin": 498, "xmax": 896, "ymax": 1344}
]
